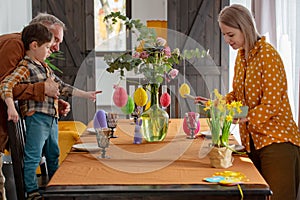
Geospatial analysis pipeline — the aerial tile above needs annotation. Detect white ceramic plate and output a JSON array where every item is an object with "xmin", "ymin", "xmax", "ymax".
[
  {"xmin": 86, "ymin": 128, "xmax": 96, "ymax": 134},
  {"xmin": 72, "ymin": 143, "xmax": 100, "ymax": 152},
  {"xmin": 200, "ymin": 130, "xmax": 212, "ymax": 137},
  {"xmin": 234, "ymin": 144, "xmax": 245, "ymax": 151}
]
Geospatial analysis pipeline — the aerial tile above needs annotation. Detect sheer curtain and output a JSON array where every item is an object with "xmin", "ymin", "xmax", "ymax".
[{"xmin": 252, "ymin": 0, "xmax": 300, "ymax": 124}]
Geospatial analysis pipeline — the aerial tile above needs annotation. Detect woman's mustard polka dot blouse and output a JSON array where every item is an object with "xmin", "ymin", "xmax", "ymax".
[{"xmin": 226, "ymin": 36, "xmax": 300, "ymax": 152}]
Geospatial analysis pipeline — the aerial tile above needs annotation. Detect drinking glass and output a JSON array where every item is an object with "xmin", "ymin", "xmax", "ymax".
[
  {"xmin": 185, "ymin": 112, "xmax": 200, "ymax": 139},
  {"xmin": 95, "ymin": 128, "xmax": 111, "ymax": 158},
  {"xmin": 106, "ymin": 112, "xmax": 119, "ymax": 138}
]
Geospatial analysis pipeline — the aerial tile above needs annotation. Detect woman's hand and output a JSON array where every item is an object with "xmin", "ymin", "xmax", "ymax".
[
  {"xmin": 233, "ymin": 117, "xmax": 248, "ymax": 124},
  {"xmin": 194, "ymin": 96, "xmax": 208, "ymax": 104}
]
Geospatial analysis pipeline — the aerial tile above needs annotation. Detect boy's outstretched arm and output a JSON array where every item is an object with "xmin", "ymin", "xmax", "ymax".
[{"xmin": 72, "ymin": 89, "xmax": 102, "ymax": 102}]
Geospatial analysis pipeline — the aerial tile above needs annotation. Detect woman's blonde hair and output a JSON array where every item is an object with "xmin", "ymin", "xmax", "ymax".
[{"xmin": 218, "ymin": 4, "xmax": 260, "ymax": 54}]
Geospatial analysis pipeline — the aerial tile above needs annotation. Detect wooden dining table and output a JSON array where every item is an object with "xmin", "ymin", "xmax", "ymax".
[{"xmin": 43, "ymin": 118, "xmax": 271, "ymax": 200}]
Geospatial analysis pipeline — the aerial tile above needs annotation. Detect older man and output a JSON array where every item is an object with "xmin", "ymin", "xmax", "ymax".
[{"xmin": 0, "ymin": 13, "xmax": 70, "ymax": 200}]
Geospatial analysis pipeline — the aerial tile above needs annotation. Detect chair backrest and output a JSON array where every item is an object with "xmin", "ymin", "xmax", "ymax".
[{"xmin": 7, "ymin": 103, "xmax": 26, "ymax": 200}]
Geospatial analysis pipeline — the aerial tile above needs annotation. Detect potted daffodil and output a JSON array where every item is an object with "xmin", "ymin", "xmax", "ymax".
[{"xmin": 203, "ymin": 89, "xmax": 247, "ymax": 168}]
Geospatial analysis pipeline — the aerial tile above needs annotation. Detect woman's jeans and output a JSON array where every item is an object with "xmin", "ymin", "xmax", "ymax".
[{"xmin": 24, "ymin": 112, "xmax": 59, "ymax": 193}]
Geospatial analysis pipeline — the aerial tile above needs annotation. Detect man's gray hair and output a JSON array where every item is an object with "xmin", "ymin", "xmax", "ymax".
[{"xmin": 30, "ymin": 12, "xmax": 66, "ymax": 30}]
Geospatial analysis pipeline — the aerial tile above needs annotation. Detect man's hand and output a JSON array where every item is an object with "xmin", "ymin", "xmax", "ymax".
[
  {"xmin": 58, "ymin": 99, "xmax": 71, "ymax": 117},
  {"xmin": 45, "ymin": 77, "xmax": 60, "ymax": 98}
]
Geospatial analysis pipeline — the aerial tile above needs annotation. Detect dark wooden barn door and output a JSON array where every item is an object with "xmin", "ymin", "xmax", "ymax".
[
  {"xmin": 168, "ymin": 0, "xmax": 229, "ymax": 116},
  {"xmin": 31, "ymin": 0, "xmax": 229, "ymax": 120},
  {"xmin": 32, "ymin": 0, "xmax": 95, "ymax": 124}
]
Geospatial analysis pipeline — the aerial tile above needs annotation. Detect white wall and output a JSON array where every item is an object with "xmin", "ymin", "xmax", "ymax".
[
  {"xmin": 0, "ymin": 0, "xmax": 32, "ymax": 34},
  {"xmin": 132, "ymin": 0, "xmax": 167, "ymax": 23}
]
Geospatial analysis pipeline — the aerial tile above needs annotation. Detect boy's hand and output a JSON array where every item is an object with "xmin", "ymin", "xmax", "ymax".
[
  {"xmin": 88, "ymin": 90, "xmax": 102, "ymax": 102},
  {"xmin": 58, "ymin": 99, "xmax": 71, "ymax": 116},
  {"xmin": 7, "ymin": 107, "xmax": 19, "ymax": 123},
  {"xmin": 72, "ymin": 90, "xmax": 102, "ymax": 102}
]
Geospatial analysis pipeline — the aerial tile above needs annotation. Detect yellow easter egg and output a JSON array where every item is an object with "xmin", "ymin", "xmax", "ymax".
[
  {"xmin": 179, "ymin": 83, "xmax": 190, "ymax": 98},
  {"xmin": 133, "ymin": 87, "xmax": 148, "ymax": 106},
  {"xmin": 144, "ymin": 100, "xmax": 151, "ymax": 111}
]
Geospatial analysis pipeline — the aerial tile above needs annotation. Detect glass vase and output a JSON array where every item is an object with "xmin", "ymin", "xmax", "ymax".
[{"xmin": 141, "ymin": 83, "xmax": 169, "ymax": 142}]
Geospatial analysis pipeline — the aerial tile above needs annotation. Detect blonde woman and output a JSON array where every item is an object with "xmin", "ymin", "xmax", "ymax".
[{"xmin": 218, "ymin": 4, "xmax": 300, "ymax": 200}]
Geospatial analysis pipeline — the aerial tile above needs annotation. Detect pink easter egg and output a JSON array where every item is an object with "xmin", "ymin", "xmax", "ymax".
[
  {"xmin": 160, "ymin": 92, "xmax": 171, "ymax": 107},
  {"xmin": 183, "ymin": 112, "xmax": 200, "ymax": 136},
  {"xmin": 113, "ymin": 86, "xmax": 128, "ymax": 107}
]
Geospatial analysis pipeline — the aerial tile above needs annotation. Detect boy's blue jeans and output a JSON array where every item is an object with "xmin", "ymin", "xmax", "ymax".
[{"xmin": 24, "ymin": 112, "xmax": 59, "ymax": 193}]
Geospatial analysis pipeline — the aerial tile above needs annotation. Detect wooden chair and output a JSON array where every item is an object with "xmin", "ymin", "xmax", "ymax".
[
  {"xmin": 57, "ymin": 121, "xmax": 86, "ymax": 164},
  {"xmin": 7, "ymin": 104, "xmax": 26, "ymax": 200},
  {"xmin": 6, "ymin": 103, "xmax": 48, "ymax": 200}
]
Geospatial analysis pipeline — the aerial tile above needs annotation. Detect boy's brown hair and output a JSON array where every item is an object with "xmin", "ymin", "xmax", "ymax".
[{"xmin": 21, "ymin": 23, "xmax": 53, "ymax": 51}]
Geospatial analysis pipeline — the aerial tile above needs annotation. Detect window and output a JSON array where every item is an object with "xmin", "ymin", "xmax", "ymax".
[
  {"xmin": 94, "ymin": 0, "xmax": 127, "ymax": 52},
  {"xmin": 94, "ymin": 0, "xmax": 167, "ymax": 112}
]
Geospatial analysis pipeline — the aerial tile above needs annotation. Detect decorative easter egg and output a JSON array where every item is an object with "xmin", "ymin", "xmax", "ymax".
[
  {"xmin": 113, "ymin": 86, "xmax": 128, "ymax": 107},
  {"xmin": 121, "ymin": 96, "xmax": 135, "ymax": 114},
  {"xmin": 144, "ymin": 100, "xmax": 151, "ymax": 111},
  {"xmin": 183, "ymin": 113, "xmax": 200, "ymax": 136},
  {"xmin": 179, "ymin": 83, "xmax": 190, "ymax": 98},
  {"xmin": 133, "ymin": 87, "xmax": 148, "ymax": 106},
  {"xmin": 93, "ymin": 109, "xmax": 108, "ymax": 128},
  {"xmin": 160, "ymin": 92, "xmax": 171, "ymax": 107}
]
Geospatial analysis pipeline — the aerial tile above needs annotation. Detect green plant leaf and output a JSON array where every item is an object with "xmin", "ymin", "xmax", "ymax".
[{"xmin": 45, "ymin": 51, "xmax": 64, "ymax": 73}]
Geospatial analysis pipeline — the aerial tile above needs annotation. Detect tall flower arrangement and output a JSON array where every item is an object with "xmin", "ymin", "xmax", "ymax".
[
  {"xmin": 103, "ymin": 12, "xmax": 201, "ymax": 84},
  {"xmin": 103, "ymin": 12, "xmax": 205, "ymax": 143}
]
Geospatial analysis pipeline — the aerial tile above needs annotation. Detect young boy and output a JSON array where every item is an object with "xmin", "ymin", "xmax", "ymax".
[{"xmin": 0, "ymin": 23, "xmax": 100, "ymax": 199}]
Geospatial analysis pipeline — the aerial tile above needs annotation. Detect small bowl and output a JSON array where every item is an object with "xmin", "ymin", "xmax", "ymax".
[{"xmin": 233, "ymin": 106, "xmax": 249, "ymax": 119}]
